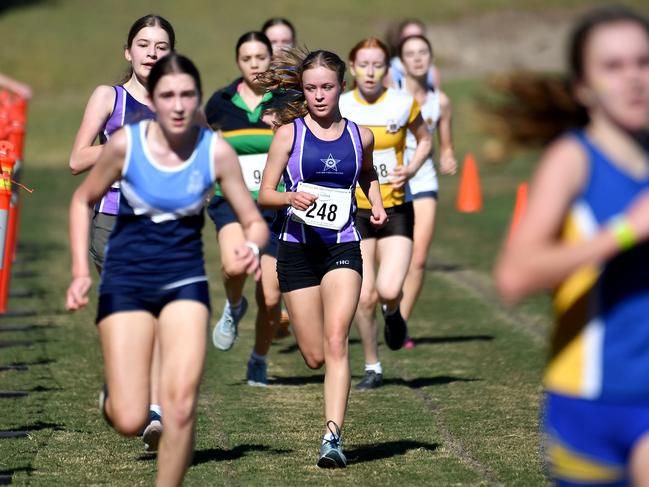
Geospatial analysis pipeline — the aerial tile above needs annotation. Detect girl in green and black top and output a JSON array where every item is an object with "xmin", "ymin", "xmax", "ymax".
[{"xmin": 204, "ymin": 31, "xmax": 281, "ymax": 386}]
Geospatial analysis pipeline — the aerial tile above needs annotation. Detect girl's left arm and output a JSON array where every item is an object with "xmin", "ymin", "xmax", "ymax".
[
  {"xmin": 437, "ymin": 91, "xmax": 457, "ymax": 175},
  {"xmin": 66, "ymin": 129, "xmax": 126, "ymax": 310}
]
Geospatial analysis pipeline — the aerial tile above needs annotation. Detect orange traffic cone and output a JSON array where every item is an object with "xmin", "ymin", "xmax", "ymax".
[
  {"xmin": 456, "ymin": 153, "xmax": 483, "ymax": 212},
  {"xmin": 507, "ymin": 182, "xmax": 528, "ymax": 242}
]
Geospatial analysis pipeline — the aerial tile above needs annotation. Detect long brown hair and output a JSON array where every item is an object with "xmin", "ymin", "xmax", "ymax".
[
  {"xmin": 256, "ymin": 49, "xmax": 346, "ymax": 126},
  {"xmin": 482, "ymin": 6, "xmax": 649, "ymax": 152},
  {"xmin": 119, "ymin": 14, "xmax": 176, "ymax": 84}
]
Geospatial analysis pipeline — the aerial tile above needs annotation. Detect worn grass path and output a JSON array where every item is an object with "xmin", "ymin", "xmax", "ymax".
[{"xmin": 0, "ymin": 161, "xmax": 550, "ymax": 486}]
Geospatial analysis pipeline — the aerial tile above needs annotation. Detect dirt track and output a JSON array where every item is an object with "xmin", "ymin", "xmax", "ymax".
[{"xmin": 427, "ymin": 9, "xmax": 586, "ymax": 78}]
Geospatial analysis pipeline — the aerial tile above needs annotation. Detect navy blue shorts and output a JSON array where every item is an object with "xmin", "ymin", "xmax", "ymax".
[
  {"xmin": 207, "ymin": 196, "xmax": 278, "ymax": 257},
  {"xmin": 543, "ymin": 391, "xmax": 649, "ymax": 486},
  {"xmin": 276, "ymin": 241, "xmax": 362, "ymax": 293},
  {"xmin": 404, "ymin": 183, "xmax": 438, "ymax": 202},
  {"xmin": 96, "ymin": 280, "xmax": 211, "ymax": 324}
]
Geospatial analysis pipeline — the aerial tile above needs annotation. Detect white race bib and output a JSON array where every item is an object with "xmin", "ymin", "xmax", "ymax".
[
  {"xmin": 239, "ymin": 153, "xmax": 267, "ymax": 192},
  {"xmin": 291, "ymin": 182, "xmax": 352, "ymax": 231},
  {"xmin": 373, "ymin": 147, "xmax": 398, "ymax": 184}
]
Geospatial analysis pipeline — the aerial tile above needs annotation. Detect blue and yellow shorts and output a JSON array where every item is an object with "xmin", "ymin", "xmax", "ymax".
[{"xmin": 543, "ymin": 392, "xmax": 649, "ymax": 486}]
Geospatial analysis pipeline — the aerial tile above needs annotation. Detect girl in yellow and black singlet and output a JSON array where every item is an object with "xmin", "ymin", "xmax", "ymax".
[{"xmin": 339, "ymin": 37, "xmax": 432, "ymax": 390}]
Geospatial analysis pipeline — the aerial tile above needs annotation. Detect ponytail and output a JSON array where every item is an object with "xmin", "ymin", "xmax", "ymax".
[
  {"xmin": 480, "ymin": 71, "xmax": 587, "ymax": 151},
  {"xmin": 257, "ymin": 48, "xmax": 345, "ymax": 127}
]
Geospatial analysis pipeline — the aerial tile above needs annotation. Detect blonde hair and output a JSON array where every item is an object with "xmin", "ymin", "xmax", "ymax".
[{"xmin": 257, "ymin": 48, "xmax": 345, "ymax": 126}]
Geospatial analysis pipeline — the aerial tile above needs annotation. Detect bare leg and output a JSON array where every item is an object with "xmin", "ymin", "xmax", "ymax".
[
  {"xmin": 216, "ymin": 223, "xmax": 248, "ymax": 305},
  {"xmin": 631, "ymin": 433, "xmax": 649, "ymax": 487},
  {"xmin": 98, "ymin": 311, "xmax": 155, "ymax": 435},
  {"xmin": 355, "ymin": 238, "xmax": 379, "ymax": 364},
  {"xmin": 150, "ymin": 335, "xmax": 161, "ymax": 407},
  {"xmin": 155, "ymin": 300, "xmax": 208, "ymax": 487},
  {"xmin": 320, "ymin": 269, "xmax": 361, "ymax": 429},
  {"xmin": 375, "ymin": 236, "xmax": 413, "ymax": 310},
  {"xmin": 283, "ymin": 286, "xmax": 324, "ymax": 369},
  {"xmin": 401, "ymin": 197, "xmax": 437, "ymax": 320},
  {"xmin": 253, "ymin": 254, "xmax": 281, "ymax": 356}
]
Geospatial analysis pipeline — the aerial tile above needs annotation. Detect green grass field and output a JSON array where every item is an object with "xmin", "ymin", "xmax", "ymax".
[{"xmin": 2, "ymin": 0, "xmax": 645, "ymax": 485}]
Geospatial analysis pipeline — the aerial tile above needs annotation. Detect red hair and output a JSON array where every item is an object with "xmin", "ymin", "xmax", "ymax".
[{"xmin": 348, "ymin": 37, "xmax": 390, "ymax": 64}]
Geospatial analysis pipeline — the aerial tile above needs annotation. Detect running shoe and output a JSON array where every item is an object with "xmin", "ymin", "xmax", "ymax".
[
  {"xmin": 212, "ymin": 297, "xmax": 248, "ymax": 351},
  {"xmin": 404, "ymin": 337, "xmax": 416, "ymax": 349},
  {"xmin": 246, "ymin": 358, "xmax": 268, "ymax": 387},
  {"xmin": 317, "ymin": 421, "xmax": 346, "ymax": 468},
  {"xmin": 142, "ymin": 410, "xmax": 163, "ymax": 453},
  {"xmin": 382, "ymin": 304, "xmax": 407, "ymax": 350},
  {"xmin": 355, "ymin": 370, "xmax": 383, "ymax": 390}
]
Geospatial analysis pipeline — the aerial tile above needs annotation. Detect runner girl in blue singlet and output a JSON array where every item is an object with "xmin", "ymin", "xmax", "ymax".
[
  {"xmin": 66, "ymin": 54, "xmax": 267, "ymax": 485},
  {"xmin": 494, "ymin": 7, "xmax": 649, "ymax": 486},
  {"xmin": 385, "ymin": 19, "xmax": 440, "ymax": 91},
  {"xmin": 257, "ymin": 49, "xmax": 387, "ymax": 468},
  {"xmin": 68, "ymin": 14, "xmax": 175, "ymax": 452}
]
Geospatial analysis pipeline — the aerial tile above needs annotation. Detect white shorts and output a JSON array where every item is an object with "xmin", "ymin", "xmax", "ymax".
[{"xmin": 406, "ymin": 158, "xmax": 438, "ymax": 201}]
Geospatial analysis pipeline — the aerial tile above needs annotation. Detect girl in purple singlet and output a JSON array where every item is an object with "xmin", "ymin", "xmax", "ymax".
[
  {"xmin": 68, "ymin": 14, "xmax": 175, "ymax": 453},
  {"xmin": 258, "ymin": 49, "xmax": 387, "ymax": 468}
]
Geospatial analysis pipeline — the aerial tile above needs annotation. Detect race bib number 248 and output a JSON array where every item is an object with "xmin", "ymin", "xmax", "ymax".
[{"xmin": 290, "ymin": 182, "xmax": 352, "ymax": 231}]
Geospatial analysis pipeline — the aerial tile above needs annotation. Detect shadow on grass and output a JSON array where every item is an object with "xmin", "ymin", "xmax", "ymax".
[
  {"xmin": 0, "ymin": 340, "xmax": 36, "ymax": 349},
  {"xmin": 381, "ymin": 375, "xmax": 479, "ymax": 389},
  {"xmin": 0, "ymin": 324, "xmax": 54, "ymax": 333},
  {"xmin": 266, "ymin": 374, "xmax": 324, "ymax": 386},
  {"xmin": 426, "ymin": 261, "xmax": 464, "ymax": 273},
  {"xmin": 2, "ymin": 421, "xmax": 65, "ymax": 433},
  {"xmin": 0, "ymin": 337, "xmax": 56, "ymax": 348},
  {"xmin": 138, "ymin": 444, "xmax": 292, "ymax": 464},
  {"xmin": 30, "ymin": 385, "xmax": 63, "ymax": 392},
  {"xmin": 408, "ymin": 335, "xmax": 494, "ymax": 345},
  {"xmin": 4, "ymin": 358, "xmax": 55, "ymax": 367},
  {"xmin": 346, "ymin": 440, "xmax": 439, "ymax": 464},
  {"xmin": 0, "ymin": 466, "xmax": 34, "ymax": 484},
  {"xmin": 277, "ymin": 338, "xmax": 361, "ymax": 355},
  {"xmin": 265, "ymin": 374, "xmax": 478, "ymax": 388}
]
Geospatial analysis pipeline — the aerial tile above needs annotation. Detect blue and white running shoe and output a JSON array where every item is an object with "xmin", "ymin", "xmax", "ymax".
[
  {"xmin": 246, "ymin": 357, "xmax": 268, "ymax": 387},
  {"xmin": 212, "ymin": 297, "xmax": 248, "ymax": 351},
  {"xmin": 317, "ymin": 421, "xmax": 347, "ymax": 468},
  {"xmin": 142, "ymin": 410, "xmax": 163, "ymax": 453}
]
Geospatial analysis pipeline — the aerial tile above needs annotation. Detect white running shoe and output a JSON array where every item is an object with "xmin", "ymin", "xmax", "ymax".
[{"xmin": 212, "ymin": 297, "xmax": 248, "ymax": 351}]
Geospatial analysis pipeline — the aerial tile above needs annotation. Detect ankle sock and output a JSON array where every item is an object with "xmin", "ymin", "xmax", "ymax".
[
  {"xmin": 364, "ymin": 361, "xmax": 382, "ymax": 374},
  {"xmin": 251, "ymin": 351, "xmax": 266, "ymax": 363},
  {"xmin": 322, "ymin": 432, "xmax": 341, "ymax": 444}
]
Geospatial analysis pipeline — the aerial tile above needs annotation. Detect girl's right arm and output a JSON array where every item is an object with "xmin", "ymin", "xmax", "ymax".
[
  {"xmin": 258, "ymin": 123, "xmax": 316, "ymax": 211},
  {"xmin": 493, "ymin": 136, "xmax": 647, "ymax": 305},
  {"xmin": 66, "ymin": 130, "xmax": 126, "ymax": 310},
  {"xmin": 214, "ymin": 137, "xmax": 268, "ymax": 280},
  {"xmin": 357, "ymin": 127, "xmax": 387, "ymax": 227},
  {"xmin": 69, "ymin": 85, "xmax": 116, "ymax": 175}
]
